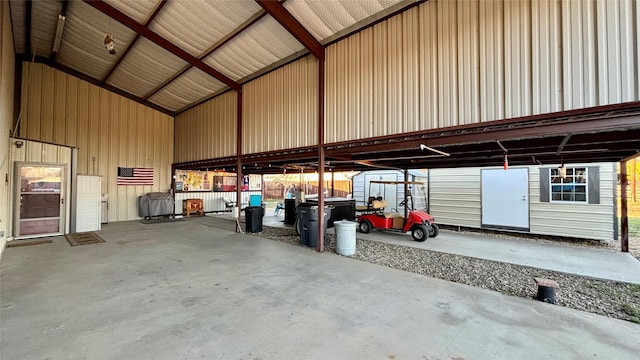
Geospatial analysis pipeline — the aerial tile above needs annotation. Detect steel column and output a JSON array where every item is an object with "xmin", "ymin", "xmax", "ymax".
[
  {"xmin": 621, "ymin": 161, "xmax": 629, "ymax": 252},
  {"xmin": 317, "ymin": 58, "xmax": 325, "ymax": 252},
  {"xmin": 236, "ymin": 90, "xmax": 243, "ymax": 232}
]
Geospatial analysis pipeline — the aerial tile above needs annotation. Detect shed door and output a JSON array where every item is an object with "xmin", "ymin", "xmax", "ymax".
[{"xmin": 481, "ymin": 168, "xmax": 529, "ymax": 230}]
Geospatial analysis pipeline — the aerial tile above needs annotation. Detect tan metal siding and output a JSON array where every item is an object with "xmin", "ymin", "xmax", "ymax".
[
  {"xmin": 503, "ymin": 0, "xmax": 531, "ymax": 118},
  {"xmin": 243, "ymin": 56, "xmax": 318, "ymax": 153},
  {"xmin": 597, "ymin": 0, "xmax": 637, "ymax": 104},
  {"xmin": 437, "ymin": 0, "xmax": 459, "ymax": 128},
  {"xmin": 429, "ymin": 168, "xmax": 482, "ymax": 228},
  {"xmin": 457, "ymin": 0, "xmax": 480, "ymax": 125},
  {"xmin": 19, "ymin": 63, "xmax": 174, "ymax": 222},
  {"xmin": 327, "ymin": 0, "xmax": 640, "ymax": 144},
  {"xmin": 562, "ymin": 0, "xmax": 597, "ymax": 110},
  {"xmin": 480, "ymin": 0, "xmax": 505, "ymax": 122},
  {"xmin": 529, "ymin": 163, "xmax": 615, "ymax": 241},
  {"xmin": 532, "ymin": 0, "xmax": 563, "ymax": 114},
  {"xmin": 174, "ymin": 91, "xmax": 237, "ymax": 163},
  {"xmin": 418, "ymin": 1, "xmax": 438, "ymax": 129}
]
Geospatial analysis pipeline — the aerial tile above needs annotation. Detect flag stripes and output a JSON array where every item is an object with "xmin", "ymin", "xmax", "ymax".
[{"xmin": 117, "ymin": 167, "xmax": 154, "ymax": 185}]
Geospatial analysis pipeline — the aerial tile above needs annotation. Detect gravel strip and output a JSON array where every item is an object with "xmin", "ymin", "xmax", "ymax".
[{"xmin": 250, "ymin": 227, "xmax": 640, "ymax": 324}]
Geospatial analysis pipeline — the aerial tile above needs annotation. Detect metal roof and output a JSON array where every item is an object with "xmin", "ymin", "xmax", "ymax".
[{"xmin": 9, "ymin": 0, "xmax": 417, "ymax": 115}]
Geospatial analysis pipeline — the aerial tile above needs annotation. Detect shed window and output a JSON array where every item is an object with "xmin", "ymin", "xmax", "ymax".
[{"xmin": 550, "ymin": 167, "xmax": 587, "ymax": 202}]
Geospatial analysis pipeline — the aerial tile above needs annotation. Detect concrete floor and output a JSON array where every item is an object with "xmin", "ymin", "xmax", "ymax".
[{"xmin": 1, "ymin": 216, "xmax": 639, "ymax": 359}]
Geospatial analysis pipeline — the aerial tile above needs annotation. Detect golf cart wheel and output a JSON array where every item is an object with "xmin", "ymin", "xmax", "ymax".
[
  {"xmin": 411, "ymin": 225, "xmax": 428, "ymax": 242},
  {"xmin": 358, "ymin": 220, "xmax": 372, "ymax": 234},
  {"xmin": 429, "ymin": 223, "xmax": 440, "ymax": 238}
]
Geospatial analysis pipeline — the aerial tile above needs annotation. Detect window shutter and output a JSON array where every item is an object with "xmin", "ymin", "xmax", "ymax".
[
  {"xmin": 540, "ymin": 168, "xmax": 550, "ymax": 202},
  {"xmin": 587, "ymin": 166, "xmax": 600, "ymax": 204}
]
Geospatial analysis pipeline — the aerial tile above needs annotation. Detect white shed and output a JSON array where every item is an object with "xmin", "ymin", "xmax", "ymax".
[
  {"xmin": 352, "ymin": 170, "xmax": 428, "ymax": 211},
  {"xmin": 428, "ymin": 163, "xmax": 617, "ymax": 241}
]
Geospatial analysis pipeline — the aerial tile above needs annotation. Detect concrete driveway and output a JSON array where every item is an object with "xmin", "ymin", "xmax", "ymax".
[{"xmin": 2, "ymin": 218, "xmax": 638, "ymax": 359}]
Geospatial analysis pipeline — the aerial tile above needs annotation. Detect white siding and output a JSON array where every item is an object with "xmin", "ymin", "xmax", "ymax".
[
  {"xmin": 530, "ymin": 163, "xmax": 615, "ymax": 241},
  {"xmin": 429, "ymin": 163, "xmax": 616, "ymax": 241},
  {"xmin": 429, "ymin": 167, "xmax": 482, "ymax": 228}
]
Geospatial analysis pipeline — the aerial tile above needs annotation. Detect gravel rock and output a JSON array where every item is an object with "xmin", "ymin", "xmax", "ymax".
[{"xmin": 250, "ymin": 227, "xmax": 640, "ymax": 324}]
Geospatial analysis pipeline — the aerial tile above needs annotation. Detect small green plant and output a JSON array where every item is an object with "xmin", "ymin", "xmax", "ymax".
[{"xmin": 621, "ymin": 303, "xmax": 640, "ymax": 324}]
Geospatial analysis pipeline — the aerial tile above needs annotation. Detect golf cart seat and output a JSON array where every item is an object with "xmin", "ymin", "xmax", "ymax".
[{"xmin": 356, "ymin": 196, "xmax": 385, "ymax": 213}]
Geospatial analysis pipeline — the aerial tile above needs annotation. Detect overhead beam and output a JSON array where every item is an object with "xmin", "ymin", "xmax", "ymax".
[
  {"xmin": 25, "ymin": 0, "xmax": 32, "ymax": 57},
  {"xmin": 84, "ymin": 0, "xmax": 241, "ymax": 91},
  {"xmin": 256, "ymin": 0, "xmax": 324, "ymax": 61},
  {"xmin": 327, "ymin": 111, "xmax": 640, "ymax": 156}
]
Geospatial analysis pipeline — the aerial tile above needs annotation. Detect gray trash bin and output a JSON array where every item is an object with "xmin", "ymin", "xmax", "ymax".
[
  {"xmin": 334, "ymin": 220, "xmax": 357, "ymax": 256},
  {"xmin": 297, "ymin": 203, "xmax": 332, "ymax": 248}
]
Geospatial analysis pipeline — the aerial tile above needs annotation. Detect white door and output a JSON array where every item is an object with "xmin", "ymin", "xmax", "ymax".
[
  {"xmin": 75, "ymin": 175, "xmax": 102, "ymax": 233},
  {"xmin": 14, "ymin": 163, "xmax": 66, "ymax": 239},
  {"xmin": 481, "ymin": 168, "xmax": 529, "ymax": 230}
]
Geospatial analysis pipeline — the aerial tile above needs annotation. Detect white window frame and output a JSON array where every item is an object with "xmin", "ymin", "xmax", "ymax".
[{"xmin": 549, "ymin": 167, "xmax": 588, "ymax": 203}]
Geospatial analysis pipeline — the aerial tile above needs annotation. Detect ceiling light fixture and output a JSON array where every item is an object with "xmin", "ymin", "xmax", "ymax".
[
  {"xmin": 104, "ymin": 34, "xmax": 116, "ymax": 55},
  {"xmin": 52, "ymin": 15, "xmax": 66, "ymax": 53}
]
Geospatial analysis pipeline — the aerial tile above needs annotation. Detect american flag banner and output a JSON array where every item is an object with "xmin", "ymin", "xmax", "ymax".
[{"xmin": 117, "ymin": 167, "xmax": 154, "ymax": 185}]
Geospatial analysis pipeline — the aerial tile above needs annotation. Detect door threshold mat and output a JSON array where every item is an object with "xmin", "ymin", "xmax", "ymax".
[
  {"xmin": 7, "ymin": 239, "xmax": 54, "ymax": 248},
  {"xmin": 65, "ymin": 232, "xmax": 106, "ymax": 246}
]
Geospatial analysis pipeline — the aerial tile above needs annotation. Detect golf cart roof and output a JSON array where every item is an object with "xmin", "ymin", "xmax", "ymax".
[{"xmin": 369, "ymin": 180, "xmax": 425, "ymax": 185}]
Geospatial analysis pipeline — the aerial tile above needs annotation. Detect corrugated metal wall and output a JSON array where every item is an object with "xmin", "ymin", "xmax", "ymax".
[
  {"xmin": 242, "ymin": 55, "xmax": 319, "ymax": 154},
  {"xmin": 1, "ymin": 0, "xmax": 15, "ymax": 250},
  {"xmin": 174, "ymin": 91, "xmax": 237, "ymax": 163},
  {"xmin": 429, "ymin": 167, "xmax": 482, "ymax": 228},
  {"xmin": 18, "ymin": 62, "xmax": 174, "ymax": 222},
  {"xmin": 325, "ymin": 0, "xmax": 640, "ymax": 143},
  {"xmin": 530, "ymin": 163, "xmax": 615, "ymax": 241}
]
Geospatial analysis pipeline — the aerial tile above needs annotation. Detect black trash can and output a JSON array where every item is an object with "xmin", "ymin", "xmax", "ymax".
[
  {"xmin": 297, "ymin": 203, "xmax": 313, "ymax": 246},
  {"xmin": 244, "ymin": 206, "xmax": 264, "ymax": 232},
  {"xmin": 284, "ymin": 199, "xmax": 296, "ymax": 225},
  {"xmin": 297, "ymin": 203, "xmax": 332, "ymax": 248}
]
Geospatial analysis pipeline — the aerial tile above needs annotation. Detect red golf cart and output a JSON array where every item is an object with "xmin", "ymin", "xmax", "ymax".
[{"xmin": 356, "ymin": 180, "xmax": 439, "ymax": 242}]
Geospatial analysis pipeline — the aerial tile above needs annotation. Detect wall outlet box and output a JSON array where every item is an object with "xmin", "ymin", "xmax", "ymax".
[{"xmin": 0, "ymin": 231, "xmax": 4, "ymax": 238}]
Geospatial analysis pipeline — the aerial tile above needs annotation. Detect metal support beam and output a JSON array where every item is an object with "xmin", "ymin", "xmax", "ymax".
[
  {"xmin": 317, "ymin": 58, "xmax": 325, "ymax": 252},
  {"xmin": 256, "ymin": 0, "xmax": 325, "ymax": 61},
  {"xmin": 84, "ymin": 0, "xmax": 241, "ymax": 91},
  {"xmin": 621, "ymin": 161, "xmax": 629, "ymax": 252},
  {"xmin": 556, "ymin": 134, "xmax": 572, "ymax": 155},
  {"xmin": 236, "ymin": 90, "xmax": 243, "ymax": 233}
]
